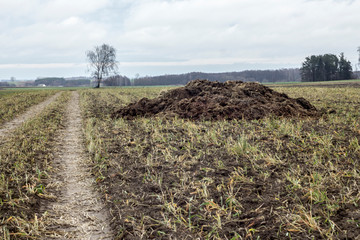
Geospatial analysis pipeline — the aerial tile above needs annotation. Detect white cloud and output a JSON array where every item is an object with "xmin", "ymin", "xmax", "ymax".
[
  {"xmin": 61, "ymin": 17, "xmax": 81, "ymax": 26},
  {"xmin": 0, "ymin": 63, "xmax": 86, "ymax": 69},
  {"xmin": 0, "ymin": 0, "xmax": 111, "ymax": 21},
  {"xmin": 117, "ymin": 0, "xmax": 360, "ymax": 61},
  {"xmin": 120, "ymin": 56, "xmax": 298, "ymax": 67},
  {"xmin": 0, "ymin": 0, "xmax": 359, "ymax": 79},
  {"xmin": 0, "ymin": 14, "xmax": 108, "ymax": 64}
]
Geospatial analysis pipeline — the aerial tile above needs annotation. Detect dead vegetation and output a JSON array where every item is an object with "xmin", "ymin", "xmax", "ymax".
[
  {"xmin": 1, "ymin": 82, "xmax": 359, "ymax": 239},
  {"xmin": 81, "ymin": 83, "xmax": 360, "ymax": 239},
  {"xmin": 0, "ymin": 90, "xmax": 59, "ymax": 126},
  {"xmin": 41, "ymin": 91, "xmax": 112, "ymax": 239},
  {"xmin": 0, "ymin": 92, "xmax": 70, "ymax": 239}
]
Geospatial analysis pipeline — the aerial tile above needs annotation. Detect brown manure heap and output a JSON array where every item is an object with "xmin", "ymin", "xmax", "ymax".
[{"xmin": 113, "ymin": 79, "xmax": 319, "ymax": 120}]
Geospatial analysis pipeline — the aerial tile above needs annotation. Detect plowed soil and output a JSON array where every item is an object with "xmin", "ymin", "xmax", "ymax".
[{"xmin": 113, "ymin": 79, "xmax": 319, "ymax": 120}]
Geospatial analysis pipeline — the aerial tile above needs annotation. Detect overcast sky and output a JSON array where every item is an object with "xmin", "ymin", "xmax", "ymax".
[{"xmin": 0, "ymin": 0, "xmax": 359, "ymax": 80}]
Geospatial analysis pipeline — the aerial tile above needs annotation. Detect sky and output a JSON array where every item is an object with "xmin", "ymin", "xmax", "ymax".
[{"xmin": 0, "ymin": 0, "xmax": 359, "ymax": 80}]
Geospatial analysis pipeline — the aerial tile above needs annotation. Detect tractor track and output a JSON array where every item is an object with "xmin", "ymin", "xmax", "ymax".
[
  {"xmin": 41, "ymin": 91, "xmax": 113, "ymax": 239},
  {"xmin": 0, "ymin": 92, "xmax": 62, "ymax": 140}
]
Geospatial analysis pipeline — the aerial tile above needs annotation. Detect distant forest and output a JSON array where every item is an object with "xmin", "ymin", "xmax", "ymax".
[
  {"xmin": 300, "ymin": 53, "xmax": 354, "ymax": 82},
  {"xmin": 34, "ymin": 77, "xmax": 90, "ymax": 87},
  {"xmin": 10, "ymin": 67, "xmax": 359, "ymax": 88},
  {"xmin": 133, "ymin": 68, "xmax": 301, "ymax": 86},
  {"xmin": 17, "ymin": 67, "xmax": 360, "ymax": 88},
  {"xmin": 103, "ymin": 75, "xmax": 131, "ymax": 86},
  {"xmin": 32, "ymin": 76, "xmax": 131, "ymax": 87},
  {"xmin": 0, "ymin": 81, "xmax": 16, "ymax": 87}
]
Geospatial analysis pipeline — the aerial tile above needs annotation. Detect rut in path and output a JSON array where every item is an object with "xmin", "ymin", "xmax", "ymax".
[
  {"xmin": 42, "ymin": 91, "xmax": 112, "ymax": 239},
  {"xmin": 0, "ymin": 92, "xmax": 61, "ymax": 140}
]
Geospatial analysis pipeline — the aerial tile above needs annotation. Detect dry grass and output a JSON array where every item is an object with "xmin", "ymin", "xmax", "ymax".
[
  {"xmin": 1, "ymin": 85, "xmax": 358, "ymax": 239},
  {"xmin": 0, "ymin": 89, "xmax": 59, "ymax": 125},
  {"xmin": 0, "ymin": 91, "xmax": 70, "ymax": 239},
  {"xmin": 80, "ymin": 85, "xmax": 360, "ymax": 239}
]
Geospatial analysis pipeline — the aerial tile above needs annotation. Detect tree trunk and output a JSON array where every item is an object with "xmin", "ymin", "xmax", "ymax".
[{"xmin": 94, "ymin": 79, "xmax": 101, "ymax": 88}]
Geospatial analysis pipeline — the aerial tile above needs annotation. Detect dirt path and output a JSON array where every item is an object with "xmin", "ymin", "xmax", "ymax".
[
  {"xmin": 42, "ymin": 91, "xmax": 112, "ymax": 239},
  {"xmin": 0, "ymin": 92, "xmax": 62, "ymax": 139}
]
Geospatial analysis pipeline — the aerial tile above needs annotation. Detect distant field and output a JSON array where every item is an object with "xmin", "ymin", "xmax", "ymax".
[
  {"xmin": 2, "ymin": 78, "xmax": 359, "ymax": 90},
  {"xmin": 266, "ymin": 79, "xmax": 360, "ymax": 87},
  {"xmin": 2, "ymin": 86, "xmax": 88, "ymax": 91}
]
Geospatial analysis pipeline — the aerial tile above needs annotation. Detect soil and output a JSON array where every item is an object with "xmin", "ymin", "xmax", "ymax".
[
  {"xmin": 0, "ymin": 92, "xmax": 61, "ymax": 140},
  {"xmin": 113, "ymin": 79, "xmax": 319, "ymax": 120},
  {"xmin": 77, "ymin": 86, "xmax": 360, "ymax": 239},
  {"xmin": 96, "ymin": 114, "xmax": 360, "ymax": 239},
  {"xmin": 94, "ymin": 118, "xmax": 359, "ymax": 239},
  {"xmin": 41, "ymin": 91, "xmax": 112, "ymax": 239}
]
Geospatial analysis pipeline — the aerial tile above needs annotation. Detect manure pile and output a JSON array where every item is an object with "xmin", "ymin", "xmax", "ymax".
[{"xmin": 113, "ymin": 79, "xmax": 319, "ymax": 120}]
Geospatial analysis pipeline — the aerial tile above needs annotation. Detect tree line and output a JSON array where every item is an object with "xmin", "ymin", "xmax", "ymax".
[
  {"xmin": 34, "ymin": 77, "xmax": 91, "ymax": 87},
  {"xmin": 85, "ymin": 44, "xmax": 357, "ymax": 87},
  {"xmin": 300, "ymin": 53, "xmax": 353, "ymax": 82},
  {"xmin": 103, "ymin": 75, "xmax": 131, "ymax": 86},
  {"xmin": 0, "ymin": 82, "xmax": 16, "ymax": 87},
  {"xmin": 133, "ymin": 69, "xmax": 301, "ymax": 86}
]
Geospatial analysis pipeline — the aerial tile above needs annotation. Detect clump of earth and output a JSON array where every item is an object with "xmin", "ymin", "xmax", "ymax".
[{"xmin": 113, "ymin": 79, "xmax": 319, "ymax": 120}]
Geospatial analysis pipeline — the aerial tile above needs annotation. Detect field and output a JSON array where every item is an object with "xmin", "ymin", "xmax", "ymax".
[
  {"xmin": 0, "ymin": 89, "xmax": 59, "ymax": 125},
  {"xmin": 0, "ymin": 82, "xmax": 360, "ymax": 239},
  {"xmin": 0, "ymin": 90, "xmax": 70, "ymax": 238},
  {"xmin": 80, "ymin": 83, "xmax": 360, "ymax": 239}
]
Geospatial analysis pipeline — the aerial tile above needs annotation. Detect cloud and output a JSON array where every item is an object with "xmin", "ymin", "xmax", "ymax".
[
  {"xmin": 120, "ymin": 56, "xmax": 300, "ymax": 67},
  {"xmin": 0, "ymin": 1, "xmax": 113, "ymax": 48},
  {"xmin": 0, "ymin": 0, "xmax": 111, "ymax": 21},
  {"xmin": 0, "ymin": 0, "xmax": 359, "ymax": 79},
  {"xmin": 116, "ymin": 0, "xmax": 360, "ymax": 63},
  {"xmin": 0, "ymin": 12, "xmax": 108, "ymax": 64},
  {"xmin": 0, "ymin": 63, "xmax": 86, "ymax": 69}
]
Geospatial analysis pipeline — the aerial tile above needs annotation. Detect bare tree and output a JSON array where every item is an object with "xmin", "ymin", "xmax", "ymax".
[{"xmin": 86, "ymin": 44, "xmax": 118, "ymax": 88}]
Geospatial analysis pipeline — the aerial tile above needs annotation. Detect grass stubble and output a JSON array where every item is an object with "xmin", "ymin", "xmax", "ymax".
[
  {"xmin": 0, "ymin": 89, "xmax": 59, "ymax": 126},
  {"xmin": 81, "ymin": 86, "xmax": 360, "ymax": 239},
  {"xmin": 0, "ymin": 91, "xmax": 71, "ymax": 239},
  {"xmin": 0, "ymin": 85, "xmax": 358, "ymax": 239}
]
